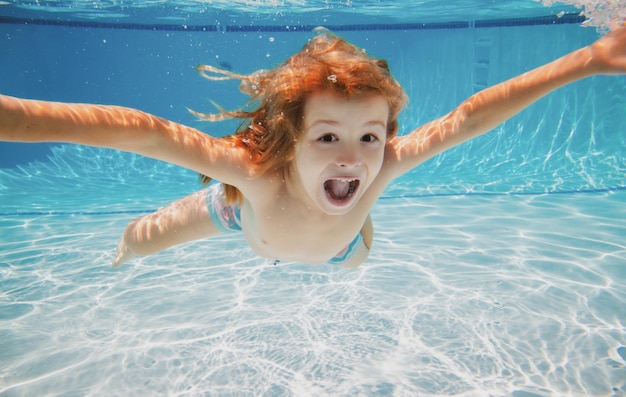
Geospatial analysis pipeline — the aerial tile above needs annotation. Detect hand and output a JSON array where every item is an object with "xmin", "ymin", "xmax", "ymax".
[
  {"xmin": 588, "ymin": 25, "xmax": 626, "ymax": 75},
  {"xmin": 112, "ymin": 237, "xmax": 136, "ymax": 267}
]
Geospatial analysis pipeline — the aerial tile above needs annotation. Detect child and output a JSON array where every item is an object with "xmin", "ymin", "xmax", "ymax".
[{"xmin": 1, "ymin": 27, "xmax": 625, "ymax": 268}]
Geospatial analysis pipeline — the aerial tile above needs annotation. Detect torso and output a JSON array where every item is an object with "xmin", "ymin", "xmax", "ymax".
[{"xmin": 238, "ymin": 170, "xmax": 382, "ymax": 264}]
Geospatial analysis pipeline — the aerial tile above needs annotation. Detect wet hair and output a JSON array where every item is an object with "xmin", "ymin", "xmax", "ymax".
[{"xmin": 192, "ymin": 28, "xmax": 407, "ymax": 204}]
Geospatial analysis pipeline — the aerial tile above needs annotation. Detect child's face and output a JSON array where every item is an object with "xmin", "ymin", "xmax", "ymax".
[{"xmin": 292, "ymin": 91, "xmax": 388, "ymax": 215}]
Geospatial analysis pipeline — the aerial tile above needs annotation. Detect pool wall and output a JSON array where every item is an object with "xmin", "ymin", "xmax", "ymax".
[{"xmin": 0, "ymin": 19, "xmax": 624, "ymax": 203}]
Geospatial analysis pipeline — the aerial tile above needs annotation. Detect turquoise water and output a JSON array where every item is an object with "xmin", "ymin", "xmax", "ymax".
[{"xmin": 1, "ymin": 2, "xmax": 626, "ymax": 396}]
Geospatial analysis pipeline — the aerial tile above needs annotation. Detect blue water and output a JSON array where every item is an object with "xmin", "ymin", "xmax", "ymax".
[{"xmin": 1, "ymin": 2, "xmax": 626, "ymax": 396}]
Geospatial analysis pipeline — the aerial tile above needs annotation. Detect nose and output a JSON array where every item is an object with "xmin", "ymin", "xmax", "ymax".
[{"xmin": 335, "ymin": 144, "xmax": 362, "ymax": 168}]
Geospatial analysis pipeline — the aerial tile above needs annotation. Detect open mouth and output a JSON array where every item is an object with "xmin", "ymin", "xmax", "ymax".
[{"xmin": 323, "ymin": 178, "xmax": 360, "ymax": 204}]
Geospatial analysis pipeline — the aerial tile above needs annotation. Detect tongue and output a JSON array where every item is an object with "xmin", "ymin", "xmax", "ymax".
[{"xmin": 326, "ymin": 179, "xmax": 351, "ymax": 200}]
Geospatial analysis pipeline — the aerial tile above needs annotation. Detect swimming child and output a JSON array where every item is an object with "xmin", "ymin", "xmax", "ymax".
[{"xmin": 1, "ymin": 26, "xmax": 625, "ymax": 268}]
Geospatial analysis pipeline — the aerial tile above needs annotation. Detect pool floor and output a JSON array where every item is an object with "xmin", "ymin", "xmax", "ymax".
[{"xmin": 1, "ymin": 192, "xmax": 625, "ymax": 396}]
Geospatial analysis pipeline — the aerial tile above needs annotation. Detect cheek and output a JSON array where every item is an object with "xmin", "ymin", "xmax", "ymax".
[
  {"xmin": 294, "ymin": 149, "xmax": 323, "ymax": 182},
  {"xmin": 296, "ymin": 145, "xmax": 328, "ymax": 168},
  {"xmin": 366, "ymin": 148, "xmax": 385, "ymax": 171}
]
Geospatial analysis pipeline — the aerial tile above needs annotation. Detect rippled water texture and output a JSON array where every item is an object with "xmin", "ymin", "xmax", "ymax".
[
  {"xmin": 1, "ymin": 0, "xmax": 623, "ymax": 30},
  {"xmin": 1, "ymin": 193, "xmax": 625, "ymax": 396},
  {"xmin": 1, "ymin": 1, "xmax": 625, "ymax": 396}
]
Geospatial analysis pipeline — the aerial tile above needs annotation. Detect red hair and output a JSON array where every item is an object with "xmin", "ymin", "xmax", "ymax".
[{"xmin": 192, "ymin": 28, "xmax": 407, "ymax": 204}]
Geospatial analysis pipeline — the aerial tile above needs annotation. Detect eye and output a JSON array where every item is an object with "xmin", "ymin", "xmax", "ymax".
[
  {"xmin": 318, "ymin": 134, "xmax": 337, "ymax": 143},
  {"xmin": 361, "ymin": 133, "xmax": 379, "ymax": 143}
]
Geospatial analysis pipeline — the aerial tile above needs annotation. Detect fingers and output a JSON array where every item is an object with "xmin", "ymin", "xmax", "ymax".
[{"xmin": 112, "ymin": 237, "xmax": 136, "ymax": 268}]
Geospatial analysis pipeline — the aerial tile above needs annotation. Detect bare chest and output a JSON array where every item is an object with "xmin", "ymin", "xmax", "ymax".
[{"xmin": 239, "ymin": 199, "xmax": 365, "ymax": 264}]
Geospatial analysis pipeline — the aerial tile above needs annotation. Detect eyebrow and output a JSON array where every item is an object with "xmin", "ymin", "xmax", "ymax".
[
  {"xmin": 308, "ymin": 119, "xmax": 387, "ymax": 129},
  {"xmin": 363, "ymin": 120, "xmax": 387, "ymax": 129}
]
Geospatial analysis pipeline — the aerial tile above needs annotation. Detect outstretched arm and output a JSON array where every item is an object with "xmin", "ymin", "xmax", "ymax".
[
  {"xmin": 0, "ymin": 96, "xmax": 251, "ymax": 185},
  {"xmin": 386, "ymin": 25, "xmax": 626, "ymax": 177},
  {"xmin": 112, "ymin": 189, "xmax": 222, "ymax": 267}
]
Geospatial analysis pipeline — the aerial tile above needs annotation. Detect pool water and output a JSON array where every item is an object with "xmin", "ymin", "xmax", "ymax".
[{"xmin": 1, "ymin": 1, "xmax": 626, "ymax": 396}]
